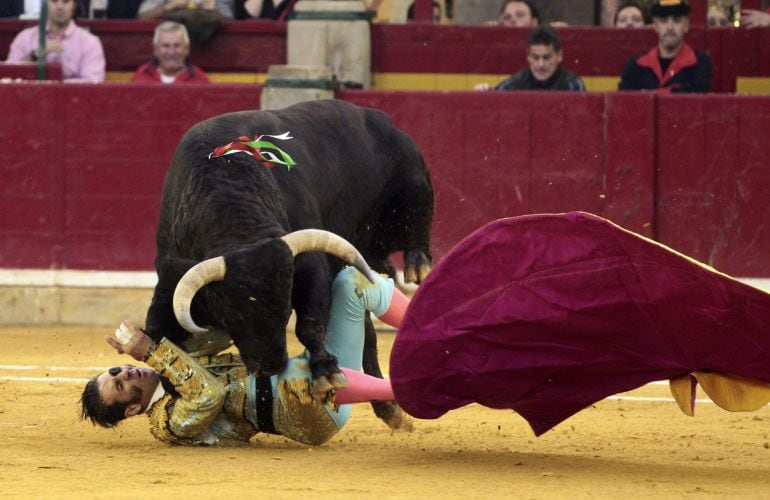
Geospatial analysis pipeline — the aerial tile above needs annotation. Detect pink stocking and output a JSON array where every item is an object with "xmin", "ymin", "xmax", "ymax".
[
  {"xmin": 377, "ymin": 286, "xmax": 409, "ymax": 329},
  {"xmin": 335, "ymin": 367, "xmax": 394, "ymax": 404}
]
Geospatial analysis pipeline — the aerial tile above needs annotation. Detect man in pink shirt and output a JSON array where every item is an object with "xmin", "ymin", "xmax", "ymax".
[{"xmin": 6, "ymin": 0, "xmax": 105, "ymax": 82}]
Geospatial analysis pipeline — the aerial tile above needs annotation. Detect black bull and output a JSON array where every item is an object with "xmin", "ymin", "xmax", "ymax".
[{"xmin": 144, "ymin": 100, "xmax": 433, "ymax": 424}]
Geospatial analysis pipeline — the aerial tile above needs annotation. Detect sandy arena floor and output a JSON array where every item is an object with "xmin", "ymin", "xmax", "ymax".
[{"xmin": 2, "ymin": 326, "xmax": 770, "ymax": 499}]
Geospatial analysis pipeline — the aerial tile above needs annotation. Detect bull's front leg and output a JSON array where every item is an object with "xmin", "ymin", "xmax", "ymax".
[{"xmin": 291, "ymin": 254, "xmax": 345, "ymax": 397}]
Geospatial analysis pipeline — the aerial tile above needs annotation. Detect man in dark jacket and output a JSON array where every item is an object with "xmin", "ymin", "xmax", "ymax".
[
  {"xmin": 618, "ymin": 0, "xmax": 712, "ymax": 93},
  {"xmin": 474, "ymin": 25, "xmax": 585, "ymax": 92}
]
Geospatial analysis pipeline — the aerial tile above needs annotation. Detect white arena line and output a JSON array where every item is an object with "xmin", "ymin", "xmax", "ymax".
[
  {"xmin": 0, "ymin": 365, "xmax": 715, "ymax": 404},
  {"xmin": 0, "ymin": 374, "xmax": 718, "ymax": 404}
]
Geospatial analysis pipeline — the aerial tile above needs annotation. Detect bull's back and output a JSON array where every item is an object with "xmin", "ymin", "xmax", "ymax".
[{"xmin": 157, "ymin": 100, "xmax": 427, "ymax": 256}]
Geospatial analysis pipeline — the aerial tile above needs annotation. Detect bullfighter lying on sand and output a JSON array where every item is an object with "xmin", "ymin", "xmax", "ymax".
[
  {"xmin": 80, "ymin": 266, "xmax": 409, "ymax": 446},
  {"xmin": 82, "ymin": 212, "xmax": 770, "ymax": 444}
]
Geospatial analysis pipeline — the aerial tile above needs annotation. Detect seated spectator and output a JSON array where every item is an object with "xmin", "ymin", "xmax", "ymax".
[
  {"xmin": 407, "ymin": 1, "xmax": 441, "ymax": 23},
  {"xmin": 618, "ymin": 0, "xmax": 711, "ymax": 93},
  {"xmin": 485, "ymin": 0, "xmax": 539, "ymax": 28},
  {"xmin": 707, "ymin": 4, "xmax": 731, "ymax": 28},
  {"xmin": 233, "ymin": 0, "xmax": 291, "ymax": 19},
  {"xmin": 474, "ymin": 25, "xmax": 585, "ymax": 92},
  {"xmin": 740, "ymin": 8, "xmax": 770, "ymax": 29},
  {"xmin": 5, "ymin": 0, "xmax": 105, "ymax": 82},
  {"xmin": 131, "ymin": 21, "xmax": 210, "ymax": 84},
  {"xmin": 614, "ymin": 1, "xmax": 648, "ymax": 28}
]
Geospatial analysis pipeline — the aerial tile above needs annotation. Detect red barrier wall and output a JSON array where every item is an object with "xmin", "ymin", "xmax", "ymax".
[
  {"xmin": 655, "ymin": 94, "xmax": 770, "ymax": 276},
  {"xmin": 0, "ymin": 84, "xmax": 262, "ymax": 270},
  {"xmin": 3, "ymin": 84, "xmax": 770, "ymax": 276}
]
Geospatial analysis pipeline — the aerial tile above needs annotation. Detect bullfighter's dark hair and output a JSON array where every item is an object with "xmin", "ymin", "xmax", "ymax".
[
  {"xmin": 499, "ymin": 0, "xmax": 540, "ymax": 23},
  {"xmin": 79, "ymin": 376, "xmax": 140, "ymax": 428},
  {"xmin": 527, "ymin": 25, "xmax": 561, "ymax": 52}
]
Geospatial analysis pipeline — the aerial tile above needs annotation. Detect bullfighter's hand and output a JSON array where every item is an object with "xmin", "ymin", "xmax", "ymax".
[{"xmin": 105, "ymin": 321, "xmax": 155, "ymax": 362}]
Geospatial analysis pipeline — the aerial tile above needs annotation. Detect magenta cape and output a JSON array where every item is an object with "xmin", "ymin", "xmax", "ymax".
[{"xmin": 389, "ymin": 212, "xmax": 770, "ymax": 436}]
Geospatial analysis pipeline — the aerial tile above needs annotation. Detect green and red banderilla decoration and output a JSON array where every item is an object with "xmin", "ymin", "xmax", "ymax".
[{"xmin": 209, "ymin": 132, "xmax": 296, "ymax": 169}]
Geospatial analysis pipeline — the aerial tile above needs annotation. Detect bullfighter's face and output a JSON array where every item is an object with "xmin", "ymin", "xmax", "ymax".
[
  {"xmin": 153, "ymin": 29, "xmax": 190, "ymax": 77},
  {"xmin": 97, "ymin": 365, "xmax": 159, "ymax": 417},
  {"xmin": 527, "ymin": 44, "xmax": 562, "ymax": 83}
]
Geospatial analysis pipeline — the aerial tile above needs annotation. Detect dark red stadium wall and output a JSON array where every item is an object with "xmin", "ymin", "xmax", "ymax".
[
  {"xmin": 655, "ymin": 94, "xmax": 770, "ymax": 276},
  {"xmin": 2, "ymin": 85, "xmax": 769, "ymax": 276},
  {"xmin": 340, "ymin": 90, "xmax": 656, "ymax": 260},
  {"xmin": 0, "ymin": 84, "xmax": 262, "ymax": 270}
]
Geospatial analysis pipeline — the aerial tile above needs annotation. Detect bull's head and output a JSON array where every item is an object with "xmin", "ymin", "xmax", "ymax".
[{"xmin": 171, "ymin": 230, "xmax": 375, "ymax": 374}]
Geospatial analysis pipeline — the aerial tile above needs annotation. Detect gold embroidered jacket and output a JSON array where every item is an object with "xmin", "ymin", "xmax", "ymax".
[{"xmin": 144, "ymin": 339, "xmax": 258, "ymax": 446}]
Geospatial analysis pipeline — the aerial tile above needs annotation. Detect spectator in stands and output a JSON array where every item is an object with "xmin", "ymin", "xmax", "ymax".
[
  {"xmin": 740, "ymin": 8, "xmax": 770, "ymax": 29},
  {"xmin": 618, "ymin": 0, "xmax": 711, "ymax": 93},
  {"xmin": 407, "ymin": 1, "xmax": 441, "ymax": 23},
  {"xmin": 473, "ymin": 25, "xmax": 585, "ymax": 92},
  {"xmin": 131, "ymin": 21, "xmax": 210, "ymax": 84},
  {"xmin": 707, "ymin": 4, "xmax": 731, "ymax": 29},
  {"xmin": 233, "ymin": 0, "xmax": 291, "ymax": 19},
  {"xmin": 614, "ymin": 1, "xmax": 648, "ymax": 28},
  {"xmin": 6, "ymin": 0, "xmax": 105, "ymax": 82},
  {"xmin": 485, "ymin": 0, "xmax": 539, "ymax": 28}
]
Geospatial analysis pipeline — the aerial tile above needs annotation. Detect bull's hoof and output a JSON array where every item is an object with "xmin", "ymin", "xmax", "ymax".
[
  {"xmin": 404, "ymin": 250, "xmax": 432, "ymax": 284},
  {"xmin": 372, "ymin": 401, "xmax": 414, "ymax": 432},
  {"xmin": 312, "ymin": 372, "xmax": 348, "ymax": 397}
]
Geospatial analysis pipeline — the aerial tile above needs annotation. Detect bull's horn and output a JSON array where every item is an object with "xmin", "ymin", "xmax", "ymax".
[
  {"xmin": 173, "ymin": 256, "xmax": 226, "ymax": 334},
  {"xmin": 282, "ymin": 229, "xmax": 376, "ymax": 283}
]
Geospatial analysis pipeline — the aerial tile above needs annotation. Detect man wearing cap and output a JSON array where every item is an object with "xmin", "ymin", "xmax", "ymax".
[{"xmin": 618, "ymin": 0, "xmax": 711, "ymax": 93}]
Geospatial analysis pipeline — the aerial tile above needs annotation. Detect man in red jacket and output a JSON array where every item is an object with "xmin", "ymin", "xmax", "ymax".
[
  {"xmin": 618, "ymin": 0, "xmax": 711, "ymax": 93},
  {"xmin": 131, "ymin": 21, "xmax": 210, "ymax": 84}
]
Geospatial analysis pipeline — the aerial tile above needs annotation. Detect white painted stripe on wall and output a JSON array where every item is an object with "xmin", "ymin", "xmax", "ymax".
[
  {"xmin": 1, "ymin": 268, "xmax": 769, "ymax": 292},
  {"xmin": 0, "ymin": 364, "xmax": 107, "ymax": 371},
  {"xmin": 0, "ymin": 269, "xmax": 158, "ymax": 288},
  {"xmin": 1, "ymin": 376, "xmax": 90, "ymax": 383}
]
